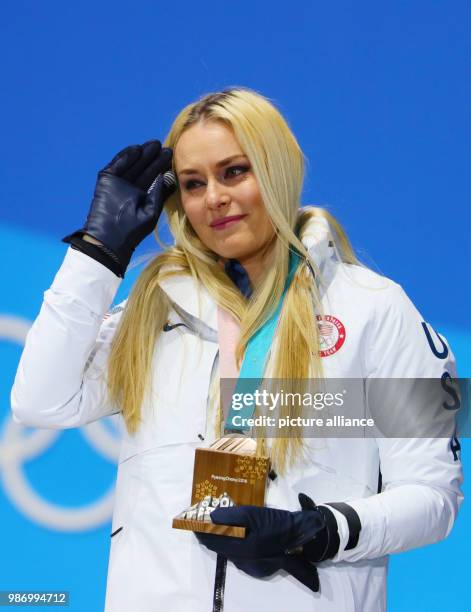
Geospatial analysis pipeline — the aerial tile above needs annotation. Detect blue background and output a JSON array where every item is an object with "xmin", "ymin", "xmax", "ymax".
[{"xmin": 1, "ymin": 1, "xmax": 469, "ymax": 610}]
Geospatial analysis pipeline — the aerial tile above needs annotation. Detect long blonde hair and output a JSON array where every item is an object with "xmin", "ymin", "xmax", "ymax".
[{"xmin": 107, "ymin": 87, "xmax": 359, "ymax": 475}]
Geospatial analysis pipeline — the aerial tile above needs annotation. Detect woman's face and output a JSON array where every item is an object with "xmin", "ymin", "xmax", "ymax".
[{"xmin": 173, "ymin": 120, "xmax": 276, "ymax": 265}]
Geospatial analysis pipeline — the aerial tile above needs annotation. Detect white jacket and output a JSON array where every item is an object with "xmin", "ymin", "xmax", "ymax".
[{"xmin": 11, "ymin": 216, "xmax": 463, "ymax": 612}]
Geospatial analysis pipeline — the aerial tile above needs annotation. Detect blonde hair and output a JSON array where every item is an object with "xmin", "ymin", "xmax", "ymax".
[{"xmin": 107, "ymin": 87, "xmax": 359, "ymax": 475}]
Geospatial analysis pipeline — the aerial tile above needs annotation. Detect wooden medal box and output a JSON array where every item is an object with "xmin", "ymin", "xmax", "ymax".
[{"xmin": 172, "ymin": 436, "xmax": 271, "ymax": 538}]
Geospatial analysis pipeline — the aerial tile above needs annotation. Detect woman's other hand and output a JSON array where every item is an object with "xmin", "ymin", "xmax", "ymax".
[{"xmin": 62, "ymin": 140, "xmax": 176, "ymax": 275}]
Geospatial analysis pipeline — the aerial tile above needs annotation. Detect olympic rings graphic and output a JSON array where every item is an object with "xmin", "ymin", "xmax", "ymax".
[{"xmin": 0, "ymin": 314, "xmax": 121, "ymax": 532}]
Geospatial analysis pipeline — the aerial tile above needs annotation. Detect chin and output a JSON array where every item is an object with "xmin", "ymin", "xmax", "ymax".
[
  {"xmin": 213, "ymin": 250, "xmax": 241, "ymax": 262},
  {"xmin": 206, "ymin": 240, "xmax": 247, "ymax": 260}
]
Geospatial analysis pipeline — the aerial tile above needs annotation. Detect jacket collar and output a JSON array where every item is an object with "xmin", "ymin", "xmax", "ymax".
[{"xmin": 157, "ymin": 214, "xmax": 334, "ymax": 335}]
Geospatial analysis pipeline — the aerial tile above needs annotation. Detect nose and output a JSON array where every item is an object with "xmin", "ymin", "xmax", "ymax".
[{"xmin": 205, "ymin": 177, "xmax": 230, "ymax": 210}]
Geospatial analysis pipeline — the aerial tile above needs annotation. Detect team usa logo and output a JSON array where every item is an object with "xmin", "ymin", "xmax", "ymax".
[{"xmin": 316, "ymin": 315, "xmax": 346, "ymax": 357}]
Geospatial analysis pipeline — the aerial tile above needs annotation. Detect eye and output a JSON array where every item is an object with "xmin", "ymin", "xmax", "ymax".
[
  {"xmin": 226, "ymin": 165, "xmax": 250, "ymax": 178},
  {"xmin": 183, "ymin": 179, "xmax": 202, "ymax": 191},
  {"xmin": 182, "ymin": 165, "xmax": 250, "ymax": 192}
]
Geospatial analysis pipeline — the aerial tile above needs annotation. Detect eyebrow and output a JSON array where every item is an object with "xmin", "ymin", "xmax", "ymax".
[{"xmin": 178, "ymin": 154, "xmax": 248, "ymax": 176}]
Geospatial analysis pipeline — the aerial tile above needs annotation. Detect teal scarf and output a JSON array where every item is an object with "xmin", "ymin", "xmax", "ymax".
[{"xmin": 224, "ymin": 248, "xmax": 302, "ymax": 433}]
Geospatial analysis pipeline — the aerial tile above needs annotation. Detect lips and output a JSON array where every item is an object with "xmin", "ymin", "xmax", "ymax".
[{"xmin": 210, "ymin": 214, "xmax": 247, "ymax": 228}]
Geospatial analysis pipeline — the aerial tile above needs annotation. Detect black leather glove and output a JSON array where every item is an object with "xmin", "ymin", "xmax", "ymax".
[
  {"xmin": 299, "ymin": 493, "xmax": 363, "ymax": 564},
  {"xmin": 195, "ymin": 504, "xmax": 326, "ymax": 560},
  {"xmin": 230, "ymin": 553, "xmax": 320, "ymax": 592},
  {"xmin": 196, "ymin": 493, "xmax": 354, "ymax": 593},
  {"xmin": 62, "ymin": 140, "xmax": 176, "ymax": 276},
  {"xmin": 298, "ymin": 493, "xmax": 340, "ymax": 562},
  {"xmin": 195, "ymin": 499, "xmax": 332, "ymax": 593}
]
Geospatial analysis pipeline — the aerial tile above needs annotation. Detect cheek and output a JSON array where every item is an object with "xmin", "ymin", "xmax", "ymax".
[
  {"xmin": 181, "ymin": 197, "xmax": 205, "ymax": 224},
  {"xmin": 240, "ymin": 179, "xmax": 263, "ymax": 208},
  {"xmin": 241, "ymin": 184, "xmax": 269, "ymax": 224}
]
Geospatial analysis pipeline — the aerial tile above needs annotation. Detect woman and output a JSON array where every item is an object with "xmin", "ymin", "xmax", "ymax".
[{"xmin": 11, "ymin": 88, "xmax": 463, "ymax": 612}]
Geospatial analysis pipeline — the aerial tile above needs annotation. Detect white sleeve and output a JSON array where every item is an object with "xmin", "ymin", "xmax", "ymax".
[
  {"xmin": 10, "ymin": 247, "xmax": 124, "ymax": 429},
  {"xmin": 330, "ymin": 281, "xmax": 464, "ymax": 562}
]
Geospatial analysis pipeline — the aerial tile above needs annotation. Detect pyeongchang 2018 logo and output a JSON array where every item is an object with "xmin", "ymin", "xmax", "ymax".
[{"xmin": 0, "ymin": 314, "xmax": 121, "ymax": 532}]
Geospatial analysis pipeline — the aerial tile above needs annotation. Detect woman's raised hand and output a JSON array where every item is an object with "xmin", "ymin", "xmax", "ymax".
[{"xmin": 63, "ymin": 140, "xmax": 176, "ymax": 275}]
